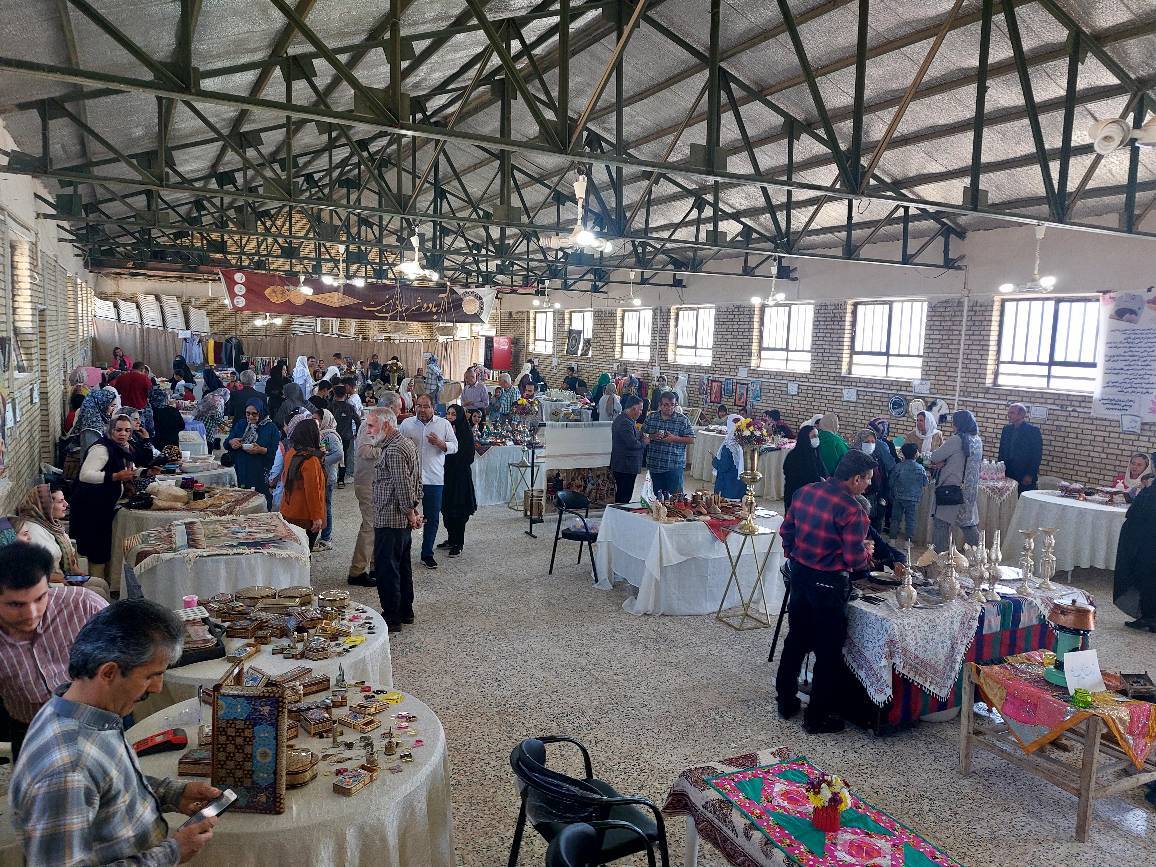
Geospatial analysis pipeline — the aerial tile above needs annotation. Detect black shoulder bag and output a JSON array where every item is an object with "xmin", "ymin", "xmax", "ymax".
[{"xmin": 934, "ymin": 438, "xmax": 970, "ymax": 506}]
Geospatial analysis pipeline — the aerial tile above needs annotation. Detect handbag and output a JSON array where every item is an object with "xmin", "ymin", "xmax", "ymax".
[{"xmin": 934, "ymin": 440, "xmax": 971, "ymax": 507}]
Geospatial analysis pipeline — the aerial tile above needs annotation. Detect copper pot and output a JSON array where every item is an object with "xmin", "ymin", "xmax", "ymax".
[{"xmin": 1048, "ymin": 601, "xmax": 1095, "ymax": 631}]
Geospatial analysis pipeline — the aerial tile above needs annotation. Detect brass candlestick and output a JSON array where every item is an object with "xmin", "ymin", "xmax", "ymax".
[{"xmin": 736, "ymin": 445, "xmax": 764, "ymax": 535}]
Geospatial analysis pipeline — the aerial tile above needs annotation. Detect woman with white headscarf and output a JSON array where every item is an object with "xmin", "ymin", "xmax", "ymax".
[
  {"xmin": 914, "ymin": 409, "xmax": 945, "ymax": 455},
  {"xmin": 292, "ymin": 355, "xmax": 314, "ymax": 400},
  {"xmin": 713, "ymin": 413, "xmax": 748, "ymax": 499}
]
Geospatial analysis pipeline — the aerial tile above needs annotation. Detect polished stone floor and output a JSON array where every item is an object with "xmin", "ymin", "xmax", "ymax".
[{"xmin": 303, "ymin": 484, "xmax": 1156, "ymax": 867}]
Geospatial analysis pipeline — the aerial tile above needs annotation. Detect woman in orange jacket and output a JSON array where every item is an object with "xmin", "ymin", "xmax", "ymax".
[{"xmin": 279, "ymin": 417, "xmax": 327, "ymax": 550}]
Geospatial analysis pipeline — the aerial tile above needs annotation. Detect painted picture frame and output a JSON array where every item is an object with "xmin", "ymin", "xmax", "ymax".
[
  {"xmin": 707, "ymin": 378, "xmax": 723, "ymax": 405},
  {"xmin": 722, "ymin": 378, "xmax": 734, "ymax": 399},
  {"xmin": 735, "ymin": 381, "xmax": 749, "ymax": 410},
  {"xmin": 750, "ymin": 380, "xmax": 762, "ymax": 403}
]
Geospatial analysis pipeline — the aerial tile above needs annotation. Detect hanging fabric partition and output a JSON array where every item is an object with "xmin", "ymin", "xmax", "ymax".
[{"xmin": 92, "ymin": 319, "xmax": 182, "ymax": 373}]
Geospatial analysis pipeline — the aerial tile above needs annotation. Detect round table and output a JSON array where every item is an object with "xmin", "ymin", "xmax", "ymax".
[
  {"xmin": 155, "ymin": 467, "xmax": 238, "ymax": 488},
  {"xmin": 1006, "ymin": 489, "xmax": 1129, "ymax": 572},
  {"xmin": 108, "ymin": 490, "xmax": 267, "ymax": 596},
  {"xmin": 124, "ymin": 519, "xmax": 311, "ymax": 609},
  {"xmin": 133, "ymin": 606, "xmax": 394, "ymax": 721},
  {"xmin": 914, "ymin": 479, "xmax": 1019, "ymax": 547},
  {"xmin": 0, "ymin": 694, "xmax": 455, "ymax": 867}
]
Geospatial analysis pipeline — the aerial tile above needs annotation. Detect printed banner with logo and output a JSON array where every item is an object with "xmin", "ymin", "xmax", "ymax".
[{"xmin": 219, "ymin": 270, "xmax": 490, "ymax": 324}]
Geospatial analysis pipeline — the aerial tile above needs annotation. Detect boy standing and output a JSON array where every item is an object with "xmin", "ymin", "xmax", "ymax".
[{"xmin": 888, "ymin": 443, "xmax": 929, "ymax": 542}]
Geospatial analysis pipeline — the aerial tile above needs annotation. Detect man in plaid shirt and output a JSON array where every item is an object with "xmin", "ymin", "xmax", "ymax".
[
  {"xmin": 641, "ymin": 391, "xmax": 695, "ymax": 494},
  {"xmin": 10, "ymin": 599, "xmax": 219, "ymax": 865},
  {"xmin": 775, "ymin": 449, "xmax": 876, "ymax": 734},
  {"xmin": 371, "ymin": 407, "xmax": 424, "ymax": 632}
]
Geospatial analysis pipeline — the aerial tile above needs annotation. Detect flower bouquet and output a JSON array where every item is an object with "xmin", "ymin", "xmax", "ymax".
[
  {"xmin": 806, "ymin": 773, "xmax": 851, "ymax": 832},
  {"xmin": 512, "ymin": 397, "xmax": 539, "ymax": 417},
  {"xmin": 732, "ymin": 416, "xmax": 770, "ymax": 447}
]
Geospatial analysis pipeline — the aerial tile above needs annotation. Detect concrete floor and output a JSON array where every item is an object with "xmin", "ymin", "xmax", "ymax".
[{"xmin": 304, "ymin": 483, "xmax": 1156, "ymax": 867}]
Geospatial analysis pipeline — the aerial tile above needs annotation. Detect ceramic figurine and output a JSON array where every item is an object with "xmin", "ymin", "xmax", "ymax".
[
  {"xmin": 383, "ymin": 728, "xmax": 397, "ymax": 756},
  {"xmin": 335, "ymin": 664, "xmax": 346, "ymax": 689}
]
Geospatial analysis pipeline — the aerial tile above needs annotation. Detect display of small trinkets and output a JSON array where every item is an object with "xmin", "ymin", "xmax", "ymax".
[
  {"xmin": 333, "ymin": 767, "xmax": 376, "ymax": 796},
  {"xmin": 337, "ymin": 710, "xmax": 380, "ymax": 733}
]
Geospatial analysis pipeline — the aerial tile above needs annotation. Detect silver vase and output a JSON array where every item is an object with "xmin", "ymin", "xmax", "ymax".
[{"xmin": 1038, "ymin": 527, "xmax": 1057, "ymax": 591}]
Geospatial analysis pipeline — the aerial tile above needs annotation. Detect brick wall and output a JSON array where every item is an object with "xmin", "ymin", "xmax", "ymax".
[{"xmin": 499, "ymin": 297, "xmax": 1144, "ymax": 485}]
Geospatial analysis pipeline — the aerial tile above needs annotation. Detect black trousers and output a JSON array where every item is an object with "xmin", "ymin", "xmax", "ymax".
[
  {"xmin": 613, "ymin": 472, "xmax": 637, "ymax": 503},
  {"xmin": 774, "ymin": 562, "xmax": 851, "ymax": 723},
  {"xmin": 374, "ymin": 526, "xmax": 414, "ymax": 625},
  {"xmin": 443, "ymin": 515, "xmax": 469, "ymax": 548}
]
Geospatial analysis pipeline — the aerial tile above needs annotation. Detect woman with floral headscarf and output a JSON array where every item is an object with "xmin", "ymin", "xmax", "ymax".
[
  {"xmin": 280, "ymin": 416, "xmax": 326, "ymax": 550},
  {"xmin": 69, "ymin": 386, "xmax": 121, "ymax": 454},
  {"xmin": 713, "ymin": 413, "xmax": 748, "ymax": 499},
  {"xmin": 226, "ymin": 400, "xmax": 279, "ymax": 501},
  {"xmin": 929, "ymin": 409, "xmax": 983, "ymax": 551},
  {"xmin": 17, "ymin": 484, "xmax": 82, "ymax": 574},
  {"xmin": 194, "ymin": 387, "xmax": 229, "ymax": 448}
]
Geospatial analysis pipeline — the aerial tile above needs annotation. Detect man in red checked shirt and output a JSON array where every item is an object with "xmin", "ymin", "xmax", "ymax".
[{"xmin": 775, "ymin": 449, "xmax": 877, "ymax": 734}]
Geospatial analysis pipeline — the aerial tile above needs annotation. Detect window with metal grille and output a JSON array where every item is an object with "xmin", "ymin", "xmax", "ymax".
[
  {"xmin": 568, "ymin": 310, "xmax": 593, "ymax": 355},
  {"xmin": 758, "ymin": 304, "xmax": 814, "ymax": 372},
  {"xmin": 996, "ymin": 298, "xmax": 1099, "ymax": 392},
  {"xmin": 621, "ymin": 308, "xmax": 652, "ymax": 361},
  {"xmin": 673, "ymin": 306, "xmax": 714, "ymax": 365},
  {"xmin": 532, "ymin": 310, "xmax": 554, "ymax": 355},
  {"xmin": 850, "ymin": 300, "xmax": 927, "ymax": 379}
]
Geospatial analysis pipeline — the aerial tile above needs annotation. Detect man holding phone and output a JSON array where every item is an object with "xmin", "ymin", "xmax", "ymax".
[{"xmin": 10, "ymin": 599, "xmax": 220, "ymax": 864}]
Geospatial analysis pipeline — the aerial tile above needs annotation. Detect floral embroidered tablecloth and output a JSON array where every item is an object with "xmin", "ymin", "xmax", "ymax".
[
  {"xmin": 974, "ymin": 651, "xmax": 1156, "ymax": 769},
  {"xmin": 663, "ymin": 749, "xmax": 962, "ymax": 867},
  {"xmin": 844, "ymin": 579, "xmax": 1092, "ymax": 707}
]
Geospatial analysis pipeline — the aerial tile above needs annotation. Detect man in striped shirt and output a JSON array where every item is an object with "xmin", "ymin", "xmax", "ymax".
[{"xmin": 0, "ymin": 542, "xmax": 106, "ymax": 761}]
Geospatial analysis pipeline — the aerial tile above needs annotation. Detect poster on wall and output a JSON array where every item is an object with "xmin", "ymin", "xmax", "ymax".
[
  {"xmin": 735, "ymin": 382, "xmax": 749, "ymax": 410},
  {"xmin": 708, "ymin": 378, "xmax": 723, "ymax": 405},
  {"xmin": 722, "ymin": 378, "xmax": 734, "ymax": 399},
  {"xmin": 697, "ymin": 376, "xmax": 708, "ymax": 399},
  {"xmin": 750, "ymin": 381, "xmax": 762, "ymax": 403},
  {"xmin": 1093, "ymin": 290, "xmax": 1156, "ymax": 421},
  {"xmin": 565, "ymin": 329, "xmax": 582, "ymax": 356}
]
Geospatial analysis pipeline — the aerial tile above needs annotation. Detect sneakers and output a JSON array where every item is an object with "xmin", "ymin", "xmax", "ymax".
[
  {"xmin": 421, "ymin": 556, "xmax": 438, "ymax": 569},
  {"xmin": 315, "ymin": 539, "xmax": 333, "ymax": 551},
  {"xmin": 1124, "ymin": 618, "xmax": 1156, "ymax": 632},
  {"xmin": 448, "ymin": 547, "xmax": 462, "ymax": 557},
  {"xmin": 401, "ymin": 613, "xmax": 415, "ymax": 625},
  {"xmin": 436, "ymin": 540, "xmax": 451, "ymax": 550},
  {"xmin": 347, "ymin": 573, "xmax": 375, "ymax": 588},
  {"xmin": 385, "ymin": 621, "xmax": 403, "ymax": 634},
  {"xmin": 803, "ymin": 715, "xmax": 846, "ymax": 735}
]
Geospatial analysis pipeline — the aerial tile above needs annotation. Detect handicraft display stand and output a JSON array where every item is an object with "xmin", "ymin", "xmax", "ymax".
[
  {"xmin": 960, "ymin": 657, "xmax": 1156, "ymax": 842},
  {"xmin": 715, "ymin": 523, "xmax": 779, "ymax": 631}
]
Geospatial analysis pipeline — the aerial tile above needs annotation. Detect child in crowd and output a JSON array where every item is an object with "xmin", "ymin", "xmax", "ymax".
[{"xmin": 888, "ymin": 442, "xmax": 929, "ymax": 542}]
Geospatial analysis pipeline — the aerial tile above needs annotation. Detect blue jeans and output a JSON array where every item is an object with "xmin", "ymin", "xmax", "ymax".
[
  {"xmin": 896, "ymin": 499, "xmax": 920, "ymax": 539},
  {"xmin": 649, "ymin": 467, "xmax": 685, "ymax": 496},
  {"xmin": 321, "ymin": 482, "xmax": 335, "ymax": 542},
  {"xmin": 421, "ymin": 484, "xmax": 443, "ymax": 559}
]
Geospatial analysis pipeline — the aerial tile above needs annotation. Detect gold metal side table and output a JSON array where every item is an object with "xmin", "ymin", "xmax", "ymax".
[
  {"xmin": 715, "ymin": 523, "xmax": 779, "ymax": 631},
  {"xmin": 506, "ymin": 454, "xmax": 541, "ymax": 511}
]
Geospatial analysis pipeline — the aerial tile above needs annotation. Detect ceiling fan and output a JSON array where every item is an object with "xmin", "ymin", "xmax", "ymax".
[
  {"xmin": 998, "ymin": 225, "xmax": 1056, "ymax": 295},
  {"xmin": 1087, "ymin": 116, "xmax": 1156, "ymax": 155},
  {"xmin": 543, "ymin": 175, "xmax": 616, "ymax": 254}
]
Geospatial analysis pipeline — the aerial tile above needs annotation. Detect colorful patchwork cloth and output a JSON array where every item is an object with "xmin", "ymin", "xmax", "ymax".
[
  {"xmin": 974, "ymin": 651, "xmax": 1156, "ymax": 769},
  {"xmin": 663, "ymin": 750, "xmax": 962, "ymax": 867},
  {"xmin": 845, "ymin": 582, "xmax": 1091, "ymax": 706},
  {"xmin": 125, "ymin": 513, "xmax": 307, "ymax": 574}
]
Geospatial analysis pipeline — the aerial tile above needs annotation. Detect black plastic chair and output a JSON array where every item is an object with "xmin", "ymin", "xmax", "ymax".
[
  {"xmin": 544, "ymin": 821, "xmax": 655, "ymax": 867},
  {"xmin": 548, "ymin": 491, "xmax": 598, "ymax": 580},
  {"xmin": 508, "ymin": 736, "xmax": 669, "ymax": 867},
  {"xmin": 767, "ymin": 561, "xmax": 792, "ymax": 663}
]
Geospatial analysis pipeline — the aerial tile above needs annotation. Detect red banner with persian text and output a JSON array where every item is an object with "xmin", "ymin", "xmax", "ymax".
[{"xmin": 219, "ymin": 270, "xmax": 485, "ymax": 323}]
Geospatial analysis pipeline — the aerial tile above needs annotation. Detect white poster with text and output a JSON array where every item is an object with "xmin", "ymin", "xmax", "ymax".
[{"xmin": 1093, "ymin": 290, "xmax": 1156, "ymax": 421}]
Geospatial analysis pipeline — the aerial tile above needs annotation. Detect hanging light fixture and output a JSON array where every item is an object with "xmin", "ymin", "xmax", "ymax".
[
  {"xmin": 998, "ymin": 225, "xmax": 1056, "ymax": 294},
  {"xmin": 544, "ymin": 174, "xmax": 617, "ymax": 254},
  {"xmin": 297, "ymin": 274, "xmax": 314, "ymax": 296},
  {"xmin": 751, "ymin": 257, "xmax": 787, "ymax": 305},
  {"xmin": 397, "ymin": 235, "xmax": 440, "ymax": 281}
]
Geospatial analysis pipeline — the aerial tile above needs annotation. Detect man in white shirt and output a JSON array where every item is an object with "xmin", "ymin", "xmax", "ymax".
[{"xmin": 398, "ymin": 394, "xmax": 458, "ymax": 569}]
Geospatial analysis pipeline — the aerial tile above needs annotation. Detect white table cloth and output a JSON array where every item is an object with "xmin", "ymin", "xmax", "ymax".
[
  {"xmin": 169, "ymin": 606, "xmax": 393, "ymax": 696},
  {"xmin": 155, "ymin": 466, "xmax": 238, "ymax": 488},
  {"xmin": 0, "ymin": 694, "xmax": 454, "ymax": 867},
  {"xmin": 124, "ymin": 519, "xmax": 311, "ymax": 609},
  {"xmin": 914, "ymin": 479, "xmax": 1019, "ymax": 547},
  {"xmin": 178, "ymin": 430, "xmax": 209, "ymax": 457},
  {"xmin": 688, "ymin": 431, "xmax": 789, "ymax": 501},
  {"xmin": 594, "ymin": 506, "xmax": 784, "ymax": 616},
  {"xmin": 109, "ymin": 491, "xmax": 267, "ymax": 596},
  {"xmin": 471, "ymin": 444, "xmax": 525, "ymax": 506},
  {"xmin": 1006, "ymin": 489, "xmax": 1128, "ymax": 572}
]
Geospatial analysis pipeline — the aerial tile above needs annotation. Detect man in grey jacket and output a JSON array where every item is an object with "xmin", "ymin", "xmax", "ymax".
[{"xmin": 347, "ymin": 398, "xmax": 401, "ymax": 586}]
